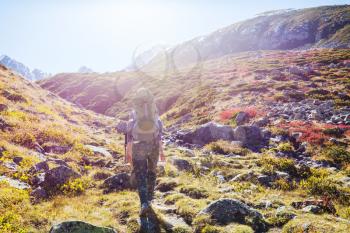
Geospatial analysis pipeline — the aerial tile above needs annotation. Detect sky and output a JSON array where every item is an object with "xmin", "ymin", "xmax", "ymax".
[{"xmin": 0, "ymin": 0, "xmax": 348, "ymax": 73}]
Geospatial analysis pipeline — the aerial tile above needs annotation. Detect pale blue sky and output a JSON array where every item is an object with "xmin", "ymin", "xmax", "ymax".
[{"xmin": 0, "ymin": 0, "xmax": 348, "ymax": 73}]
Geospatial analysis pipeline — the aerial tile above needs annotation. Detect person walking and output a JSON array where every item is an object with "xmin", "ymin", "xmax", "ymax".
[{"xmin": 125, "ymin": 88, "xmax": 165, "ymax": 232}]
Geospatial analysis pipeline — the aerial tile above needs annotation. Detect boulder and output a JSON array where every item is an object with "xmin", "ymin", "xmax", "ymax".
[
  {"xmin": 0, "ymin": 104, "xmax": 8, "ymax": 112},
  {"xmin": 102, "ymin": 173, "xmax": 131, "ymax": 193},
  {"xmin": 30, "ymin": 161, "xmax": 49, "ymax": 173},
  {"xmin": 49, "ymin": 221, "xmax": 117, "ymax": 233},
  {"xmin": 253, "ymin": 117, "xmax": 269, "ymax": 127},
  {"xmin": 43, "ymin": 144, "xmax": 71, "ymax": 154},
  {"xmin": 274, "ymin": 206, "xmax": 296, "ymax": 226},
  {"xmin": 234, "ymin": 125, "xmax": 263, "ymax": 147},
  {"xmin": 230, "ymin": 171, "xmax": 257, "ymax": 182},
  {"xmin": 198, "ymin": 198, "xmax": 268, "ymax": 232},
  {"xmin": 42, "ymin": 166, "xmax": 81, "ymax": 192},
  {"xmin": 302, "ymin": 205, "xmax": 322, "ymax": 214},
  {"xmin": 0, "ymin": 146, "xmax": 5, "ymax": 157},
  {"xmin": 29, "ymin": 172, "xmax": 45, "ymax": 187},
  {"xmin": 0, "ymin": 117, "xmax": 12, "ymax": 131},
  {"xmin": 4, "ymin": 161, "xmax": 18, "ymax": 171},
  {"xmin": 13, "ymin": 156, "xmax": 23, "ymax": 165},
  {"xmin": 85, "ymin": 145, "xmax": 112, "ymax": 157},
  {"xmin": 178, "ymin": 122, "xmax": 234, "ymax": 146},
  {"xmin": 257, "ymin": 175, "xmax": 273, "ymax": 186},
  {"xmin": 235, "ymin": 112, "xmax": 249, "ymax": 125},
  {"xmin": 156, "ymin": 181, "xmax": 178, "ymax": 192},
  {"xmin": 116, "ymin": 120, "xmax": 128, "ymax": 134},
  {"xmin": 171, "ymin": 158, "xmax": 193, "ymax": 171},
  {"xmin": 291, "ymin": 199, "xmax": 336, "ymax": 214},
  {"xmin": 0, "ymin": 175, "xmax": 30, "ymax": 189},
  {"xmin": 48, "ymin": 158, "xmax": 69, "ymax": 167},
  {"xmin": 31, "ymin": 187, "xmax": 48, "ymax": 203}
]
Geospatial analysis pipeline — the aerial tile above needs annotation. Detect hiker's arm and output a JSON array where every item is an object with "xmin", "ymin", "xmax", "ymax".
[
  {"xmin": 159, "ymin": 141, "xmax": 165, "ymax": 162},
  {"xmin": 125, "ymin": 142, "xmax": 132, "ymax": 164}
]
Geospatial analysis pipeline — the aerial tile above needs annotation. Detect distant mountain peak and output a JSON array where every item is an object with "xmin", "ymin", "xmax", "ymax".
[
  {"xmin": 78, "ymin": 66, "xmax": 94, "ymax": 73},
  {"xmin": 0, "ymin": 54, "xmax": 49, "ymax": 81}
]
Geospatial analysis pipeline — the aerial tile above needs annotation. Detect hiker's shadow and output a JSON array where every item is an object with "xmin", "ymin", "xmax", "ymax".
[{"xmin": 139, "ymin": 208, "xmax": 162, "ymax": 233}]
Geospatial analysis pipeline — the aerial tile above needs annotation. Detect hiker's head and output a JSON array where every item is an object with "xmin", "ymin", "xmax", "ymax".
[{"xmin": 132, "ymin": 88, "xmax": 154, "ymax": 106}]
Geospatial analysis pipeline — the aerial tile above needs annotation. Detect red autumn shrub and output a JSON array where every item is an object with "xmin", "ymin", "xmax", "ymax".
[
  {"xmin": 219, "ymin": 106, "xmax": 265, "ymax": 121},
  {"xmin": 278, "ymin": 121, "xmax": 350, "ymax": 145}
]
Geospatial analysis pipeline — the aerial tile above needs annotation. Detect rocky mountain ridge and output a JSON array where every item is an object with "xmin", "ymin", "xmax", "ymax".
[
  {"xmin": 0, "ymin": 55, "xmax": 50, "ymax": 81},
  {"xmin": 144, "ymin": 5, "xmax": 350, "ymax": 70}
]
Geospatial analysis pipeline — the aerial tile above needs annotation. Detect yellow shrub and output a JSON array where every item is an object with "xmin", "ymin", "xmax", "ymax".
[
  {"xmin": 36, "ymin": 105, "xmax": 54, "ymax": 115},
  {"xmin": 205, "ymin": 140, "xmax": 249, "ymax": 155},
  {"xmin": 4, "ymin": 110, "xmax": 28, "ymax": 121},
  {"xmin": 60, "ymin": 177, "xmax": 92, "ymax": 196}
]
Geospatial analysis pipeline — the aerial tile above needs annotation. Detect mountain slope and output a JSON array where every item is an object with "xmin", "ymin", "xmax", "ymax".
[{"xmin": 0, "ymin": 64, "xmax": 133, "ymax": 232}]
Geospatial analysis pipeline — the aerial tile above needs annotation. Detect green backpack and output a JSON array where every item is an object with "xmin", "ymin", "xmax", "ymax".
[{"xmin": 131, "ymin": 88, "xmax": 160, "ymax": 142}]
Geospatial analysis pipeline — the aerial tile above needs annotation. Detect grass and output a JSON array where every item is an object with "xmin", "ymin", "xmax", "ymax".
[{"xmin": 205, "ymin": 140, "xmax": 249, "ymax": 156}]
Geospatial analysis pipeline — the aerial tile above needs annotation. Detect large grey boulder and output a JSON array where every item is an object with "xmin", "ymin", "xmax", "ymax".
[
  {"xmin": 49, "ymin": 221, "xmax": 117, "ymax": 233},
  {"xmin": 198, "ymin": 198, "xmax": 268, "ymax": 232},
  {"xmin": 42, "ymin": 166, "xmax": 81, "ymax": 193},
  {"xmin": 179, "ymin": 122, "xmax": 234, "ymax": 146},
  {"xmin": 234, "ymin": 125, "xmax": 263, "ymax": 147}
]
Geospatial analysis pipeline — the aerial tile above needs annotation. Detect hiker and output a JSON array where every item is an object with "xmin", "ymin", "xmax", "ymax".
[{"xmin": 125, "ymin": 87, "xmax": 165, "ymax": 232}]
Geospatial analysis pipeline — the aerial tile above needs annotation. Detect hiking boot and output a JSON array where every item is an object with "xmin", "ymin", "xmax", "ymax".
[{"xmin": 140, "ymin": 202, "xmax": 152, "ymax": 217}]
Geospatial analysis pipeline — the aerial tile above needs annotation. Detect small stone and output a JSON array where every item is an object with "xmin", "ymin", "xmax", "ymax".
[
  {"xmin": 302, "ymin": 205, "xmax": 322, "ymax": 214},
  {"xmin": 13, "ymin": 156, "xmax": 23, "ymax": 165}
]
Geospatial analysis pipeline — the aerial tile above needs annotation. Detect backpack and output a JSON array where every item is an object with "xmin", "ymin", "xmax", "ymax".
[{"xmin": 130, "ymin": 88, "xmax": 161, "ymax": 142}]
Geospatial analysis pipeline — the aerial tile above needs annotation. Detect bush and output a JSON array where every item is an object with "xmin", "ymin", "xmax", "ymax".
[
  {"xmin": 205, "ymin": 140, "xmax": 249, "ymax": 156},
  {"xmin": 276, "ymin": 142, "xmax": 294, "ymax": 153},
  {"xmin": 259, "ymin": 156, "xmax": 298, "ymax": 177},
  {"xmin": 323, "ymin": 127, "xmax": 345, "ymax": 137},
  {"xmin": 320, "ymin": 145, "xmax": 350, "ymax": 167},
  {"xmin": 179, "ymin": 186, "xmax": 209, "ymax": 199},
  {"xmin": 201, "ymin": 225, "xmax": 223, "ymax": 233},
  {"xmin": 273, "ymin": 178, "xmax": 297, "ymax": 191},
  {"xmin": 10, "ymin": 131, "xmax": 36, "ymax": 148},
  {"xmin": 0, "ymin": 212, "xmax": 27, "ymax": 233},
  {"xmin": 300, "ymin": 176, "xmax": 339, "ymax": 197},
  {"xmin": 164, "ymin": 193, "xmax": 185, "ymax": 205},
  {"xmin": 175, "ymin": 198, "xmax": 207, "ymax": 224},
  {"xmin": 60, "ymin": 177, "xmax": 91, "ymax": 196}
]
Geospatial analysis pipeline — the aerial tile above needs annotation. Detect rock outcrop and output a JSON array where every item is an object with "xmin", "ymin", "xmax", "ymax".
[{"xmin": 177, "ymin": 122, "xmax": 234, "ymax": 146}]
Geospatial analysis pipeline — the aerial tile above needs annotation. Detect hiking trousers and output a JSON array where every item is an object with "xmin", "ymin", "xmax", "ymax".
[{"xmin": 132, "ymin": 141, "xmax": 159, "ymax": 205}]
